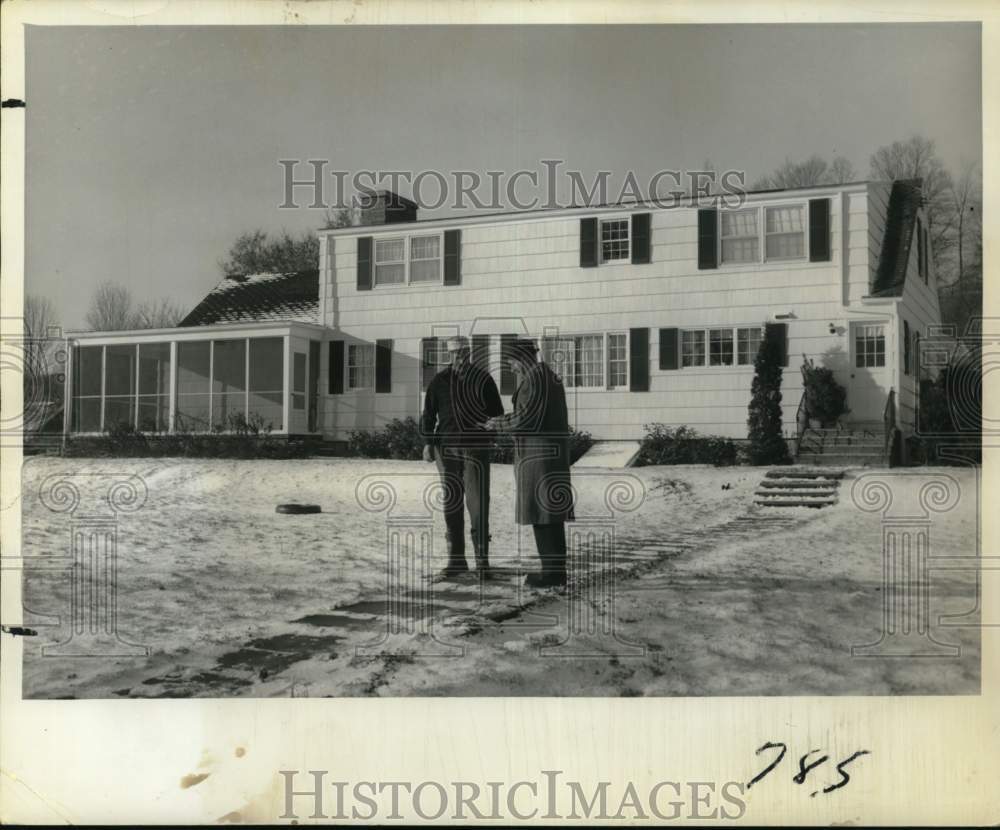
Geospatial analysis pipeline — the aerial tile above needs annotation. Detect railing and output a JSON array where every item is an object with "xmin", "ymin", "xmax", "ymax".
[{"xmin": 883, "ymin": 387, "xmax": 897, "ymax": 464}]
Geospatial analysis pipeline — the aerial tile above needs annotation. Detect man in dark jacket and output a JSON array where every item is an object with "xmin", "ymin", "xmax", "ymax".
[
  {"xmin": 485, "ymin": 338, "xmax": 574, "ymax": 588},
  {"xmin": 422, "ymin": 336, "xmax": 504, "ymax": 579}
]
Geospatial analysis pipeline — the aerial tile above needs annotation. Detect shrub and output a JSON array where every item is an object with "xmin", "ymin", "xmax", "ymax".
[
  {"xmin": 635, "ymin": 424, "xmax": 738, "ymax": 467},
  {"xmin": 489, "ymin": 429, "xmax": 594, "ymax": 464},
  {"xmin": 800, "ymin": 356, "xmax": 849, "ymax": 427},
  {"xmin": 62, "ymin": 414, "xmax": 310, "ymax": 459},
  {"xmin": 348, "ymin": 416, "xmax": 423, "ymax": 460},
  {"xmin": 912, "ymin": 359, "xmax": 982, "ymax": 465},
  {"xmin": 747, "ymin": 325, "xmax": 791, "ymax": 465}
]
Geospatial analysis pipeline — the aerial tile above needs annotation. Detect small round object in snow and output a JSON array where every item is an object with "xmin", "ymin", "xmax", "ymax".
[{"xmin": 275, "ymin": 503, "xmax": 322, "ymax": 515}]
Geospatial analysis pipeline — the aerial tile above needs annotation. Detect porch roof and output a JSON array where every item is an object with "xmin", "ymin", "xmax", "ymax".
[
  {"xmin": 65, "ymin": 318, "xmax": 327, "ymax": 344},
  {"xmin": 179, "ymin": 269, "xmax": 320, "ymax": 326}
]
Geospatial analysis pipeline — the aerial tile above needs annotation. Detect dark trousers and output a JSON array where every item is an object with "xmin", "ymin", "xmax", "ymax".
[
  {"xmin": 434, "ymin": 446, "xmax": 491, "ymax": 566},
  {"xmin": 531, "ymin": 523, "xmax": 567, "ymax": 577}
]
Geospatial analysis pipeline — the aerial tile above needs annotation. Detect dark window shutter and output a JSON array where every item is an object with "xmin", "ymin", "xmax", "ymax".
[
  {"xmin": 329, "ymin": 340, "xmax": 345, "ymax": 394},
  {"xmin": 421, "ymin": 337, "xmax": 438, "ymax": 389},
  {"xmin": 500, "ymin": 334, "xmax": 517, "ymax": 395},
  {"xmin": 697, "ymin": 209, "xmax": 718, "ymax": 270},
  {"xmin": 357, "ymin": 236, "xmax": 373, "ymax": 290},
  {"xmin": 809, "ymin": 198, "xmax": 831, "ymax": 262},
  {"xmin": 631, "ymin": 213, "xmax": 651, "ymax": 264},
  {"xmin": 629, "ymin": 328, "xmax": 650, "ymax": 392},
  {"xmin": 472, "ymin": 334, "xmax": 489, "ymax": 371},
  {"xmin": 659, "ymin": 328, "xmax": 680, "ymax": 370},
  {"xmin": 444, "ymin": 229, "xmax": 461, "ymax": 285},
  {"xmin": 375, "ymin": 339, "xmax": 393, "ymax": 392},
  {"xmin": 903, "ymin": 321, "xmax": 911, "ymax": 375},
  {"xmin": 580, "ymin": 217, "xmax": 598, "ymax": 268},
  {"xmin": 765, "ymin": 322, "xmax": 788, "ymax": 367}
]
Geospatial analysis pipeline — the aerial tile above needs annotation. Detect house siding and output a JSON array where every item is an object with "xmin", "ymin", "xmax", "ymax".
[{"xmin": 318, "ymin": 186, "xmax": 891, "ymax": 442}]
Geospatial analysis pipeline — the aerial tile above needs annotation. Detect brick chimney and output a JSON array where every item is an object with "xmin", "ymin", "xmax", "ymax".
[{"xmin": 358, "ymin": 190, "xmax": 419, "ymax": 226}]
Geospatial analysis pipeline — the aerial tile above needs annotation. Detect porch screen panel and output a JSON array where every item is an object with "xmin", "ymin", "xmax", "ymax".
[
  {"xmin": 71, "ymin": 345, "xmax": 103, "ymax": 432},
  {"xmin": 104, "ymin": 344, "xmax": 137, "ymax": 429},
  {"xmin": 212, "ymin": 339, "xmax": 247, "ymax": 429},
  {"xmin": 248, "ymin": 337, "xmax": 284, "ymax": 431},
  {"xmin": 176, "ymin": 341, "xmax": 211, "ymax": 431},
  {"xmin": 137, "ymin": 343, "xmax": 170, "ymax": 432}
]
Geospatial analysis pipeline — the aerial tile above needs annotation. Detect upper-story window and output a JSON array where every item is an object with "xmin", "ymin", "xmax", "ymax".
[
  {"xmin": 720, "ymin": 204, "xmax": 807, "ymax": 265},
  {"xmin": 721, "ymin": 208, "xmax": 759, "ymax": 264},
  {"xmin": 600, "ymin": 218, "xmax": 630, "ymax": 262},
  {"xmin": 374, "ymin": 232, "xmax": 442, "ymax": 287}
]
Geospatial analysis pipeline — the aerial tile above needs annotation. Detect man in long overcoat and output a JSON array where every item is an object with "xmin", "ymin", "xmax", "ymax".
[{"xmin": 486, "ymin": 338, "xmax": 575, "ymax": 587}]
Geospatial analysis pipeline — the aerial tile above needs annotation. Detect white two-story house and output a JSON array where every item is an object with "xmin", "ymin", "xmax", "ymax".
[{"xmin": 61, "ymin": 179, "xmax": 941, "ymax": 463}]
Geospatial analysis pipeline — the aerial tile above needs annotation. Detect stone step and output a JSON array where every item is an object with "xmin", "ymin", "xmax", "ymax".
[
  {"xmin": 794, "ymin": 454, "xmax": 882, "ymax": 466},
  {"xmin": 757, "ymin": 480, "xmax": 839, "ymax": 491},
  {"xmin": 765, "ymin": 468, "xmax": 846, "ymax": 480},
  {"xmin": 756, "ymin": 498, "xmax": 837, "ymax": 508}
]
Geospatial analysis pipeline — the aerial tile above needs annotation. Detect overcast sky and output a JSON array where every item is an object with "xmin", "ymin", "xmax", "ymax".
[{"xmin": 25, "ymin": 23, "xmax": 981, "ymax": 329}]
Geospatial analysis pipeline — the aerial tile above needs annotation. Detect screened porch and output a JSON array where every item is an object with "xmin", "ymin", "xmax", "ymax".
[{"xmin": 63, "ymin": 321, "xmax": 326, "ymax": 436}]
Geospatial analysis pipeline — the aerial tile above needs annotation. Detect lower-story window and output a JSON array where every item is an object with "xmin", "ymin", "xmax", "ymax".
[
  {"xmin": 347, "ymin": 343, "xmax": 374, "ymax": 390},
  {"xmin": 541, "ymin": 332, "xmax": 628, "ymax": 389},
  {"xmin": 681, "ymin": 326, "xmax": 763, "ymax": 367}
]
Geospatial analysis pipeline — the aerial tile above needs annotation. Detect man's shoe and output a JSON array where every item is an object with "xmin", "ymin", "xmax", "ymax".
[{"xmin": 525, "ymin": 571, "xmax": 567, "ymax": 589}]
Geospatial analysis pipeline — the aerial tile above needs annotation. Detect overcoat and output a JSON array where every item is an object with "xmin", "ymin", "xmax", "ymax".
[{"xmin": 499, "ymin": 361, "xmax": 575, "ymax": 525}]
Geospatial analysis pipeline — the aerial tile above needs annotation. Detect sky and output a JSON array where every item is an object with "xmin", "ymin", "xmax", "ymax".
[{"xmin": 24, "ymin": 23, "xmax": 982, "ymax": 329}]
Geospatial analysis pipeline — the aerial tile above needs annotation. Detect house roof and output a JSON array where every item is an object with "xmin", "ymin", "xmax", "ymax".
[
  {"xmin": 871, "ymin": 179, "xmax": 923, "ymax": 298},
  {"xmin": 178, "ymin": 270, "xmax": 319, "ymax": 327}
]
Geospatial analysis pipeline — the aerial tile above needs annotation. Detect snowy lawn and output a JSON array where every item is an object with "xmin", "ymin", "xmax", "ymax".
[{"xmin": 19, "ymin": 457, "xmax": 979, "ymax": 698}]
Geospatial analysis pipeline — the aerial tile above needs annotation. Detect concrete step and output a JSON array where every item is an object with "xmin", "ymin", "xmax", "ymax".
[{"xmin": 756, "ymin": 498, "xmax": 837, "ymax": 508}]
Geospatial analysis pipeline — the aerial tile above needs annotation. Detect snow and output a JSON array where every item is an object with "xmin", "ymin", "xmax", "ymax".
[{"xmin": 19, "ymin": 457, "xmax": 979, "ymax": 698}]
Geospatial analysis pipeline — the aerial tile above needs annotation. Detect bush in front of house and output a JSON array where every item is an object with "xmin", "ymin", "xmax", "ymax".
[
  {"xmin": 348, "ymin": 417, "xmax": 594, "ymax": 464},
  {"xmin": 635, "ymin": 424, "xmax": 738, "ymax": 467},
  {"xmin": 800, "ymin": 356, "xmax": 850, "ymax": 427},
  {"xmin": 910, "ymin": 359, "xmax": 982, "ymax": 465},
  {"xmin": 746, "ymin": 325, "xmax": 792, "ymax": 465},
  {"xmin": 62, "ymin": 413, "xmax": 311, "ymax": 459}
]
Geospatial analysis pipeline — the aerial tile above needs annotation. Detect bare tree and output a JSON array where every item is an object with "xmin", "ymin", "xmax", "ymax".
[
  {"xmin": 753, "ymin": 154, "xmax": 856, "ymax": 189},
  {"xmin": 134, "ymin": 298, "xmax": 186, "ymax": 329},
  {"xmin": 85, "ymin": 281, "xmax": 136, "ymax": 331},
  {"xmin": 23, "ymin": 294, "xmax": 58, "ymax": 375}
]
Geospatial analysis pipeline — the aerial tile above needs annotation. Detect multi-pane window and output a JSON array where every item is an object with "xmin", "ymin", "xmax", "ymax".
[
  {"xmin": 682, "ymin": 330, "xmax": 706, "ymax": 367},
  {"xmin": 737, "ymin": 326, "xmax": 763, "ymax": 365},
  {"xmin": 607, "ymin": 333, "xmax": 628, "ymax": 388},
  {"xmin": 764, "ymin": 205, "xmax": 805, "ymax": 260},
  {"xmin": 574, "ymin": 335, "xmax": 604, "ymax": 387},
  {"xmin": 720, "ymin": 204, "xmax": 809, "ymax": 264},
  {"xmin": 374, "ymin": 238, "xmax": 406, "ymax": 286},
  {"xmin": 721, "ymin": 208, "xmax": 759, "ymax": 264},
  {"xmin": 600, "ymin": 219, "xmax": 630, "ymax": 262},
  {"xmin": 409, "ymin": 235, "xmax": 441, "ymax": 282},
  {"xmin": 374, "ymin": 233, "xmax": 442, "ymax": 286},
  {"xmin": 348, "ymin": 343, "xmax": 375, "ymax": 390},
  {"xmin": 855, "ymin": 324, "xmax": 886, "ymax": 368},
  {"xmin": 542, "ymin": 333, "xmax": 623, "ymax": 389},
  {"xmin": 709, "ymin": 328, "xmax": 735, "ymax": 366},
  {"xmin": 680, "ymin": 326, "xmax": 762, "ymax": 368}
]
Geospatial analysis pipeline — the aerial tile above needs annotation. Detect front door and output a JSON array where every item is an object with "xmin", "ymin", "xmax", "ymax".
[{"xmin": 848, "ymin": 321, "xmax": 892, "ymax": 422}]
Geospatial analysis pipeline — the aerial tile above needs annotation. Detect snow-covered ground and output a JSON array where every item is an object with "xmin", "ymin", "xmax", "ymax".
[{"xmin": 19, "ymin": 457, "xmax": 980, "ymax": 698}]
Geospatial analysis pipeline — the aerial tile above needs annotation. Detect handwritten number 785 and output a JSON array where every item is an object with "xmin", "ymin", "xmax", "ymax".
[{"xmin": 747, "ymin": 742, "xmax": 871, "ymax": 796}]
